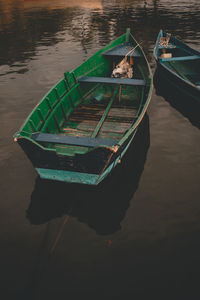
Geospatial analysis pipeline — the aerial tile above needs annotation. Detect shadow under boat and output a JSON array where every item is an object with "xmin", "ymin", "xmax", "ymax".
[
  {"xmin": 154, "ymin": 68, "xmax": 200, "ymax": 129},
  {"xmin": 26, "ymin": 114, "xmax": 150, "ymax": 235}
]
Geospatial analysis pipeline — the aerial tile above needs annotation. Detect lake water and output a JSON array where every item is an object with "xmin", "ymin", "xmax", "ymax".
[{"xmin": 0, "ymin": 1, "xmax": 200, "ymax": 299}]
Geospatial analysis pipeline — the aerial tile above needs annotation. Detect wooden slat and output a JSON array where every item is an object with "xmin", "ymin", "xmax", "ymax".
[
  {"xmin": 103, "ymin": 43, "xmax": 142, "ymax": 57},
  {"xmin": 60, "ymin": 91, "xmax": 138, "ymax": 141},
  {"xmin": 62, "ymin": 128, "xmax": 91, "ymax": 137},
  {"xmin": 108, "ymin": 107, "xmax": 137, "ymax": 118},
  {"xmin": 91, "ymin": 86, "xmax": 119, "ymax": 138},
  {"xmin": 64, "ymin": 123, "xmax": 96, "ymax": 132},
  {"xmin": 31, "ymin": 133, "xmax": 117, "ymax": 147},
  {"xmin": 161, "ymin": 55, "xmax": 200, "ymax": 62},
  {"xmin": 98, "ymin": 132, "xmax": 123, "ymax": 140},
  {"xmin": 78, "ymin": 76, "xmax": 146, "ymax": 86},
  {"xmin": 99, "ymin": 122, "xmax": 131, "ymax": 133}
]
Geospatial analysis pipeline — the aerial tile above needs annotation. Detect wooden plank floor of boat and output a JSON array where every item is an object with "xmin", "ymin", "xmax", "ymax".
[{"xmin": 61, "ymin": 102, "xmax": 138, "ymax": 141}]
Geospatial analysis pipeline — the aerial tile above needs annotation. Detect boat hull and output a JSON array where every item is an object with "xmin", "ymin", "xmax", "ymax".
[
  {"xmin": 155, "ymin": 60, "xmax": 200, "ymax": 103},
  {"xmin": 18, "ymin": 128, "xmax": 137, "ymax": 185}
]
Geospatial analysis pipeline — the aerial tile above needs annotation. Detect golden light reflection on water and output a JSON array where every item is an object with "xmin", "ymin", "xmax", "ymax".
[
  {"xmin": 0, "ymin": 0, "xmax": 199, "ymax": 67},
  {"xmin": 24, "ymin": 0, "xmax": 103, "ymax": 10},
  {"xmin": 0, "ymin": 0, "xmax": 103, "ymax": 11},
  {"xmin": 0, "ymin": 0, "xmax": 104, "ymax": 30},
  {"xmin": 0, "ymin": 0, "xmax": 148, "ymax": 15}
]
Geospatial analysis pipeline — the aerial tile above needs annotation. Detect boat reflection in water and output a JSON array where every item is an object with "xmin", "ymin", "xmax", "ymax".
[
  {"xmin": 27, "ymin": 114, "xmax": 150, "ymax": 235},
  {"xmin": 154, "ymin": 68, "xmax": 200, "ymax": 129}
]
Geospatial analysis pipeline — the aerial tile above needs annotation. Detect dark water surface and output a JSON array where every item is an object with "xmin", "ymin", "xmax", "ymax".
[{"xmin": 0, "ymin": 1, "xmax": 200, "ymax": 299}]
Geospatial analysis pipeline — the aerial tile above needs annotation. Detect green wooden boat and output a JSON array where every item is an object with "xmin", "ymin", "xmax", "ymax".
[
  {"xmin": 154, "ymin": 30, "xmax": 200, "ymax": 103},
  {"xmin": 14, "ymin": 29, "xmax": 152, "ymax": 185}
]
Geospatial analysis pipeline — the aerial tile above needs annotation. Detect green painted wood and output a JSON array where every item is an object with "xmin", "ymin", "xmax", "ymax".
[
  {"xmin": 126, "ymin": 28, "xmax": 130, "ymax": 42},
  {"xmin": 78, "ymin": 76, "xmax": 146, "ymax": 86},
  {"xmin": 36, "ymin": 168, "xmax": 99, "ymax": 185},
  {"xmin": 91, "ymin": 86, "xmax": 119, "ymax": 138},
  {"xmin": 167, "ymin": 61, "xmax": 189, "ymax": 81}
]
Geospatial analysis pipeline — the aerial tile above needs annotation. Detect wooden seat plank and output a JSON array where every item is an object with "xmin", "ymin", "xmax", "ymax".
[
  {"xmin": 31, "ymin": 132, "xmax": 117, "ymax": 147},
  {"xmin": 78, "ymin": 76, "xmax": 146, "ymax": 86},
  {"xmin": 161, "ymin": 55, "xmax": 200, "ymax": 62},
  {"xmin": 103, "ymin": 43, "xmax": 142, "ymax": 57}
]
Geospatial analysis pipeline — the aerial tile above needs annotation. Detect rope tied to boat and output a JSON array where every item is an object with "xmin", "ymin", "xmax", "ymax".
[
  {"xmin": 112, "ymin": 44, "xmax": 140, "ymax": 79},
  {"xmin": 159, "ymin": 33, "xmax": 172, "ymax": 48}
]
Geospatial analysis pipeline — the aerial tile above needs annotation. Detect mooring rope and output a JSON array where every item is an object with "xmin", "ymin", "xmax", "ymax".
[{"xmin": 159, "ymin": 33, "xmax": 172, "ymax": 48}]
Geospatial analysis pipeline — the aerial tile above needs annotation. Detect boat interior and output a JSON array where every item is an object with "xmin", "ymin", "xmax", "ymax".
[{"xmin": 18, "ymin": 40, "xmax": 151, "ymax": 156}]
